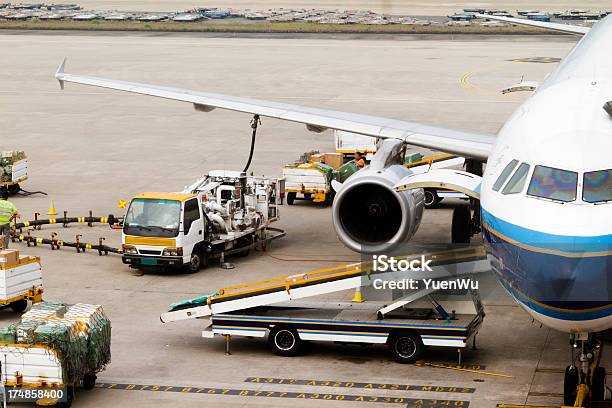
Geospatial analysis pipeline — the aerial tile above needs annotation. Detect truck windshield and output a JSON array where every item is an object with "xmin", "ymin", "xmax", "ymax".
[{"xmin": 123, "ymin": 198, "xmax": 181, "ymax": 237}]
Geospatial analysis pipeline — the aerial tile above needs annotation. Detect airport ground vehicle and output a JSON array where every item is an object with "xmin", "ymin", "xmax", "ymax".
[
  {"xmin": 282, "ymin": 153, "xmax": 353, "ymax": 206},
  {"xmin": 0, "ymin": 151, "xmax": 28, "ymax": 195},
  {"xmin": 0, "ymin": 343, "xmax": 96, "ymax": 407},
  {"xmin": 283, "ymin": 162, "xmax": 334, "ymax": 205},
  {"xmin": 0, "ymin": 302, "xmax": 111, "ymax": 407},
  {"xmin": 162, "ymin": 246, "xmax": 489, "ymax": 363},
  {"xmin": 0, "ymin": 249, "xmax": 43, "ymax": 313},
  {"xmin": 121, "ymin": 170, "xmax": 284, "ymax": 272},
  {"xmin": 334, "ymin": 130, "xmax": 377, "ymax": 156}
]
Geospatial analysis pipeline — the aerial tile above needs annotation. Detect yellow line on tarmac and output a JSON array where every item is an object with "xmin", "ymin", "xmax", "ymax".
[
  {"xmin": 459, "ymin": 65, "xmax": 521, "ymax": 100},
  {"xmin": 417, "ymin": 361, "xmax": 513, "ymax": 379}
]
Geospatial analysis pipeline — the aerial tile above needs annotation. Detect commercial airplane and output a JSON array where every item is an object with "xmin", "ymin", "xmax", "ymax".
[{"xmin": 55, "ymin": 14, "xmax": 611, "ymax": 404}]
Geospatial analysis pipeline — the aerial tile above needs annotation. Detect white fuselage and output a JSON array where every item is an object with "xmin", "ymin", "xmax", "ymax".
[{"xmin": 480, "ymin": 16, "xmax": 612, "ymax": 333}]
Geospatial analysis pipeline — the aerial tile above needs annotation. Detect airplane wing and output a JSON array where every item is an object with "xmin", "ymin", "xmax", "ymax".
[
  {"xmin": 475, "ymin": 13, "xmax": 590, "ymax": 35},
  {"xmin": 55, "ymin": 60, "xmax": 495, "ymax": 160}
]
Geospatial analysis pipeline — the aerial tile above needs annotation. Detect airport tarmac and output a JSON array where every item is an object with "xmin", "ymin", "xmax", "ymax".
[{"xmin": 1, "ymin": 32, "xmax": 609, "ymax": 407}]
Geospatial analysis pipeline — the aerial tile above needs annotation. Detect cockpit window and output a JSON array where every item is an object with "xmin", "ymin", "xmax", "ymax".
[
  {"xmin": 527, "ymin": 165, "xmax": 578, "ymax": 202},
  {"xmin": 502, "ymin": 163, "xmax": 530, "ymax": 194},
  {"xmin": 493, "ymin": 159, "xmax": 518, "ymax": 191},
  {"xmin": 583, "ymin": 169, "xmax": 612, "ymax": 203}
]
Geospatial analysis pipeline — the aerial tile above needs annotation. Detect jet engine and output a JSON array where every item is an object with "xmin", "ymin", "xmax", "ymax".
[{"xmin": 332, "ymin": 139, "xmax": 425, "ymax": 254}]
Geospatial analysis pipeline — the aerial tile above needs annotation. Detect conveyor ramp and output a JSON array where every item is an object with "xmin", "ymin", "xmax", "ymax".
[{"xmin": 161, "ymin": 246, "xmax": 488, "ymax": 323}]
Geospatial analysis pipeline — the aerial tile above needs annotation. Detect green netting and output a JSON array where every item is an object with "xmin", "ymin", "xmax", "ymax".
[
  {"xmin": 28, "ymin": 301, "xmax": 68, "ymax": 317},
  {"xmin": 170, "ymin": 293, "xmax": 218, "ymax": 311},
  {"xmin": 0, "ymin": 326, "xmax": 15, "ymax": 343},
  {"xmin": 0, "ymin": 302, "xmax": 112, "ymax": 384}
]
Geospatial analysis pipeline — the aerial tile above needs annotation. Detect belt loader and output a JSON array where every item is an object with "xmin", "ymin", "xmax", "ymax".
[{"xmin": 161, "ymin": 246, "xmax": 490, "ymax": 364}]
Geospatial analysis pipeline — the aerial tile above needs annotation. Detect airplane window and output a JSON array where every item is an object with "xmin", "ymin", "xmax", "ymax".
[
  {"xmin": 527, "ymin": 165, "xmax": 578, "ymax": 202},
  {"xmin": 502, "ymin": 163, "xmax": 530, "ymax": 194},
  {"xmin": 493, "ymin": 159, "xmax": 518, "ymax": 191},
  {"xmin": 583, "ymin": 169, "xmax": 612, "ymax": 203}
]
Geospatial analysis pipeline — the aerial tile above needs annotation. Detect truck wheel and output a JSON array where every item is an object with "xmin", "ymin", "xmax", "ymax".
[
  {"xmin": 8, "ymin": 184, "xmax": 20, "ymax": 195},
  {"xmin": 82, "ymin": 373, "xmax": 97, "ymax": 390},
  {"xmin": 424, "ymin": 189, "xmax": 441, "ymax": 208},
  {"xmin": 59, "ymin": 386, "xmax": 74, "ymax": 407},
  {"xmin": 10, "ymin": 299, "xmax": 28, "ymax": 313},
  {"xmin": 268, "ymin": 326, "xmax": 303, "ymax": 357},
  {"xmin": 184, "ymin": 251, "xmax": 203, "ymax": 274},
  {"xmin": 388, "ymin": 332, "xmax": 424, "ymax": 364},
  {"xmin": 287, "ymin": 192, "xmax": 296, "ymax": 205},
  {"xmin": 303, "ymin": 193, "xmax": 312, "ymax": 200},
  {"xmin": 451, "ymin": 206, "xmax": 471, "ymax": 244}
]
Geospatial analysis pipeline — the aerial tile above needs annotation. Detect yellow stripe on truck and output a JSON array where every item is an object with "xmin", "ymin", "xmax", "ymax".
[{"xmin": 124, "ymin": 236, "xmax": 176, "ymax": 247}]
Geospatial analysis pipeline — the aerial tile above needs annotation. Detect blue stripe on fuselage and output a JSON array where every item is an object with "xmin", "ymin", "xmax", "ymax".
[
  {"xmin": 481, "ymin": 207, "xmax": 612, "ymax": 322},
  {"xmin": 481, "ymin": 208, "xmax": 612, "ymax": 254}
]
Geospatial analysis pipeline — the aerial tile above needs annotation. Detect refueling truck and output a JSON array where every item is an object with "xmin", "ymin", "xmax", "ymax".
[{"xmin": 121, "ymin": 170, "xmax": 284, "ymax": 272}]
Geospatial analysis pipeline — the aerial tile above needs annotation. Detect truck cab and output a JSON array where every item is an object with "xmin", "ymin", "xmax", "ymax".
[{"xmin": 122, "ymin": 192, "xmax": 203, "ymax": 270}]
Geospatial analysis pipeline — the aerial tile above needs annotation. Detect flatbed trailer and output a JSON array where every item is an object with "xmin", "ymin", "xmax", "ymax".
[{"xmin": 204, "ymin": 298, "xmax": 483, "ymax": 363}]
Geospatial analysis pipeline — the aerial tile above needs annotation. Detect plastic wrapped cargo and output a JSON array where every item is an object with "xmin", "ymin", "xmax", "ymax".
[
  {"xmin": 0, "ymin": 150, "xmax": 28, "ymax": 184},
  {"xmin": 4, "ymin": 302, "xmax": 112, "ymax": 385}
]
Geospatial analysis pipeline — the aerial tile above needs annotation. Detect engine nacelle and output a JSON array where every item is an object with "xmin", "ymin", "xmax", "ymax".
[{"xmin": 332, "ymin": 140, "xmax": 425, "ymax": 254}]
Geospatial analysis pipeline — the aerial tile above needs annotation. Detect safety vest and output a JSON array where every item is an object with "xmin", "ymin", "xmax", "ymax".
[{"xmin": 0, "ymin": 200, "xmax": 17, "ymax": 224}]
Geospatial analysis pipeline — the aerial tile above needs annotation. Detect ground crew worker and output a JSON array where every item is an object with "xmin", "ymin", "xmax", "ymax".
[
  {"xmin": 0, "ymin": 191, "xmax": 18, "ymax": 249},
  {"xmin": 354, "ymin": 151, "xmax": 365, "ymax": 168}
]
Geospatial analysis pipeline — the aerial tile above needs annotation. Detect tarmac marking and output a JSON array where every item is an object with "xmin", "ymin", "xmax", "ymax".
[
  {"xmin": 527, "ymin": 391, "xmax": 562, "ymax": 398},
  {"xmin": 507, "ymin": 57, "xmax": 561, "ymax": 64},
  {"xmin": 459, "ymin": 64, "xmax": 521, "ymax": 100},
  {"xmin": 96, "ymin": 382, "xmax": 470, "ymax": 406},
  {"xmin": 417, "ymin": 362, "xmax": 486, "ymax": 371},
  {"xmin": 536, "ymin": 367, "xmax": 612, "ymax": 375},
  {"xmin": 245, "ymin": 377, "xmax": 476, "ymax": 393}
]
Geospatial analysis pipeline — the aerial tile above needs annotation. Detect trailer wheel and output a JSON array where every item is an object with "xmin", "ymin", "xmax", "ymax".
[
  {"xmin": 59, "ymin": 386, "xmax": 74, "ymax": 407},
  {"xmin": 388, "ymin": 332, "xmax": 424, "ymax": 364},
  {"xmin": 10, "ymin": 299, "xmax": 28, "ymax": 313},
  {"xmin": 287, "ymin": 192, "xmax": 296, "ymax": 205},
  {"xmin": 268, "ymin": 326, "xmax": 303, "ymax": 357},
  {"xmin": 82, "ymin": 373, "xmax": 97, "ymax": 390}
]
